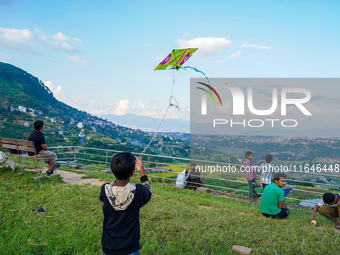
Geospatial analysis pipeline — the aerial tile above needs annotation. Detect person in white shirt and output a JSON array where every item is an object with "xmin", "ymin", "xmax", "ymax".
[{"xmin": 309, "ymin": 192, "xmax": 340, "ymax": 229}]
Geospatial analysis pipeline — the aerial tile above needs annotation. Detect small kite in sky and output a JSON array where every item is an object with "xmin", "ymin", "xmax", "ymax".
[{"xmin": 154, "ymin": 48, "xmax": 198, "ymax": 71}]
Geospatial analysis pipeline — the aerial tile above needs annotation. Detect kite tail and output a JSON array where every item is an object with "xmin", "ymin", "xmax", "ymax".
[{"xmin": 181, "ymin": 66, "xmax": 211, "ymax": 86}]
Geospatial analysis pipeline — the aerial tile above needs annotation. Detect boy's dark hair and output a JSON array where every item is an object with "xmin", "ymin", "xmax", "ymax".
[
  {"xmin": 110, "ymin": 152, "xmax": 135, "ymax": 180},
  {"xmin": 274, "ymin": 172, "xmax": 286, "ymax": 182},
  {"xmin": 245, "ymin": 151, "xmax": 253, "ymax": 158},
  {"xmin": 323, "ymin": 193, "xmax": 335, "ymax": 204},
  {"xmin": 34, "ymin": 120, "xmax": 44, "ymax": 130},
  {"xmin": 265, "ymin": 154, "xmax": 273, "ymax": 162}
]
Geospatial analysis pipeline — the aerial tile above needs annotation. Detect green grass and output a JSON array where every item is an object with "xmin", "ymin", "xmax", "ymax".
[{"xmin": 0, "ymin": 167, "xmax": 339, "ymax": 254}]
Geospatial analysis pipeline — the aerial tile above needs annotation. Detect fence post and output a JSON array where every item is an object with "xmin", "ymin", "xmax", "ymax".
[
  {"xmin": 147, "ymin": 155, "xmax": 149, "ymax": 174},
  {"xmin": 105, "ymin": 150, "xmax": 109, "ymax": 172},
  {"xmin": 73, "ymin": 146, "xmax": 76, "ymax": 168},
  {"xmin": 202, "ymin": 163, "xmax": 205, "ymax": 188}
]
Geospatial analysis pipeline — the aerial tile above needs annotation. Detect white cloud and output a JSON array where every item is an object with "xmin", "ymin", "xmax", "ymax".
[
  {"xmin": 228, "ymin": 50, "xmax": 242, "ymax": 60},
  {"xmin": 114, "ymin": 99, "xmax": 130, "ymax": 115},
  {"xmin": 61, "ymin": 42, "xmax": 74, "ymax": 50},
  {"xmin": 0, "ymin": 26, "xmax": 81, "ymax": 56},
  {"xmin": 51, "ymin": 32, "xmax": 70, "ymax": 41},
  {"xmin": 0, "ymin": 27, "xmax": 32, "ymax": 42},
  {"xmin": 214, "ymin": 50, "xmax": 242, "ymax": 63},
  {"xmin": 44, "ymin": 81, "xmax": 62, "ymax": 95},
  {"xmin": 67, "ymin": 55, "xmax": 88, "ymax": 64},
  {"xmin": 177, "ymin": 37, "xmax": 232, "ymax": 56},
  {"xmin": 241, "ymin": 43, "xmax": 272, "ymax": 49}
]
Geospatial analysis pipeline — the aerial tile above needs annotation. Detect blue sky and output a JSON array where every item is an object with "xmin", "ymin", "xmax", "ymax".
[{"xmin": 0, "ymin": 0, "xmax": 339, "ymax": 122}]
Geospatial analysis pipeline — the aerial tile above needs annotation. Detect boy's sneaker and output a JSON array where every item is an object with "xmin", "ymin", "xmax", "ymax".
[
  {"xmin": 45, "ymin": 170, "xmax": 54, "ymax": 177},
  {"xmin": 51, "ymin": 164, "xmax": 60, "ymax": 172}
]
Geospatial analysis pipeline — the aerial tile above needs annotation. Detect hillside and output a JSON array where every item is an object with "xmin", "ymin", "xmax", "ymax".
[
  {"xmin": 0, "ymin": 62, "xmax": 161, "ymax": 155},
  {"xmin": 0, "ymin": 167, "xmax": 338, "ymax": 254},
  {"xmin": 0, "ymin": 62, "xmax": 228, "ymax": 161},
  {"xmin": 0, "ymin": 62, "xmax": 89, "ymax": 121}
]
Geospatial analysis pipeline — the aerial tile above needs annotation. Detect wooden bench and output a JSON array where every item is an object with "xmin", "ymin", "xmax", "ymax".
[{"xmin": 0, "ymin": 137, "xmax": 58, "ymax": 179}]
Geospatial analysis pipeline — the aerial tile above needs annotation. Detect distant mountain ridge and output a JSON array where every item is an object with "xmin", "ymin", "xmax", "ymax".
[{"xmin": 101, "ymin": 113, "xmax": 190, "ymax": 132}]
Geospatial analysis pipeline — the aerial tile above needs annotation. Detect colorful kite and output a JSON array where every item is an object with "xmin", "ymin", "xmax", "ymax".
[{"xmin": 154, "ymin": 48, "xmax": 198, "ymax": 71}]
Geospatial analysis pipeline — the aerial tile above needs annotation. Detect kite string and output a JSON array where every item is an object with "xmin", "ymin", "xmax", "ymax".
[
  {"xmin": 139, "ymin": 66, "xmax": 210, "ymax": 157},
  {"xmin": 138, "ymin": 70, "xmax": 178, "ymax": 157}
]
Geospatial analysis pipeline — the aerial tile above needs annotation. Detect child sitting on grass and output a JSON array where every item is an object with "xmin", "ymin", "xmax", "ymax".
[
  {"xmin": 261, "ymin": 172, "xmax": 289, "ymax": 219},
  {"xmin": 100, "ymin": 152, "xmax": 152, "ymax": 255}
]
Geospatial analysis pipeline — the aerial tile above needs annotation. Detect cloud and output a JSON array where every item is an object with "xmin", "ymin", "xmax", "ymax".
[
  {"xmin": 48, "ymin": 41, "xmax": 76, "ymax": 51},
  {"xmin": 0, "ymin": 27, "xmax": 38, "ymax": 54},
  {"xmin": 44, "ymin": 81, "xmax": 62, "ymax": 96},
  {"xmin": 177, "ymin": 37, "xmax": 232, "ymax": 56},
  {"xmin": 241, "ymin": 43, "xmax": 272, "ymax": 49},
  {"xmin": 0, "ymin": 26, "xmax": 81, "ymax": 56},
  {"xmin": 214, "ymin": 50, "xmax": 242, "ymax": 63},
  {"xmin": 228, "ymin": 50, "xmax": 242, "ymax": 60},
  {"xmin": 114, "ymin": 99, "xmax": 130, "ymax": 115},
  {"xmin": 51, "ymin": 32, "xmax": 70, "ymax": 41},
  {"xmin": 0, "ymin": 27, "xmax": 32, "ymax": 42},
  {"xmin": 67, "ymin": 55, "xmax": 88, "ymax": 64}
]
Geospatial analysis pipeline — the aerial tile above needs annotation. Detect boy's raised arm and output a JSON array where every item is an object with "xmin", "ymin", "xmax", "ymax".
[{"xmin": 135, "ymin": 156, "xmax": 152, "ymax": 193}]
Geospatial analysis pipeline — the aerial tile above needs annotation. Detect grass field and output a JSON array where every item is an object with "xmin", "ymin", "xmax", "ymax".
[{"xmin": 0, "ymin": 167, "xmax": 339, "ymax": 254}]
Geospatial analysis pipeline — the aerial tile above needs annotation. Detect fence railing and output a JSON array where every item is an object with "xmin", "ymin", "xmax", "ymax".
[{"xmin": 47, "ymin": 146, "xmax": 340, "ymax": 206}]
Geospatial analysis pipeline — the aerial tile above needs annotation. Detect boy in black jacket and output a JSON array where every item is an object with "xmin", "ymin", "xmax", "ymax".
[{"xmin": 100, "ymin": 152, "xmax": 152, "ymax": 255}]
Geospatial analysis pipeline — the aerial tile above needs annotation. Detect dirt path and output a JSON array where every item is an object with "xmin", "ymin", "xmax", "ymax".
[{"xmin": 57, "ymin": 169, "xmax": 107, "ymax": 186}]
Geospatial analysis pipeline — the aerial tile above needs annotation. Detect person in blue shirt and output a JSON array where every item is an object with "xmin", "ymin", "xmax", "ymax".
[{"xmin": 260, "ymin": 154, "xmax": 274, "ymax": 190}]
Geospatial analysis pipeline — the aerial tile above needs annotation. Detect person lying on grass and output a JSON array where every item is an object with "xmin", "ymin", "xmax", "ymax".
[
  {"xmin": 309, "ymin": 192, "xmax": 340, "ymax": 229},
  {"xmin": 99, "ymin": 152, "xmax": 152, "ymax": 255},
  {"xmin": 261, "ymin": 172, "xmax": 289, "ymax": 219}
]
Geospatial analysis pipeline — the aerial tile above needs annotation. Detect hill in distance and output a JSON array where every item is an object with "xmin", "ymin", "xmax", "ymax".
[
  {"xmin": 0, "ymin": 62, "xmax": 203, "ymax": 159},
  {"xmin": 101, "ymin": 113, "xmax": 190, "ymax": 133}
]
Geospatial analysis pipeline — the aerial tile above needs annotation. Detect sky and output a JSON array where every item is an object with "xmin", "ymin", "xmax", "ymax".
[{"xmin": 0, "ymin": 0, "xmax": 339, "ymax": 123}]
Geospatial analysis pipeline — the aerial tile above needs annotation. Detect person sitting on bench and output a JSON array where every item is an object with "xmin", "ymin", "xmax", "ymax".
[{"xmin": 28, "ymin": 120, "xmax": 59, "ymax": 176}]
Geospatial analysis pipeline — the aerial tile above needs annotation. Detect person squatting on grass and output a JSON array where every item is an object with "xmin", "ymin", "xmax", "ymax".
[
  {"xmin": 260, "ymin": 154, "xmax": 274, "ymax": 190},
  {"xmin": 185, "ymin": 162, "xmax": 203, "ymax": 190},
  {"xmin": 99, "ymin": 152, "xmax": 152, "ymax": 255},
  {"xmin": 309, "ymin": 192, "xmax": 340, "ymax": 229},
  {"xmin": 244, "ymin": 151, "xmax": 258, "ymax": 202},
  {"xmin": 261, "ymin": 172, "xmax": 289, "ymax": 219},
  {"xmin": 28, "ymin": 120, "xmax": 59, "ymax": 176}
]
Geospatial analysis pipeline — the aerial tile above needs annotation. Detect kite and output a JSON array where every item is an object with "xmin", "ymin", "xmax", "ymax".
[
  {"xmin": 139, "ymin": 48, "xmax": 210, "ymax": 156},
  {"xmin": 155, "ymin": 48, "xmax": 198, "ymax": 71}
]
